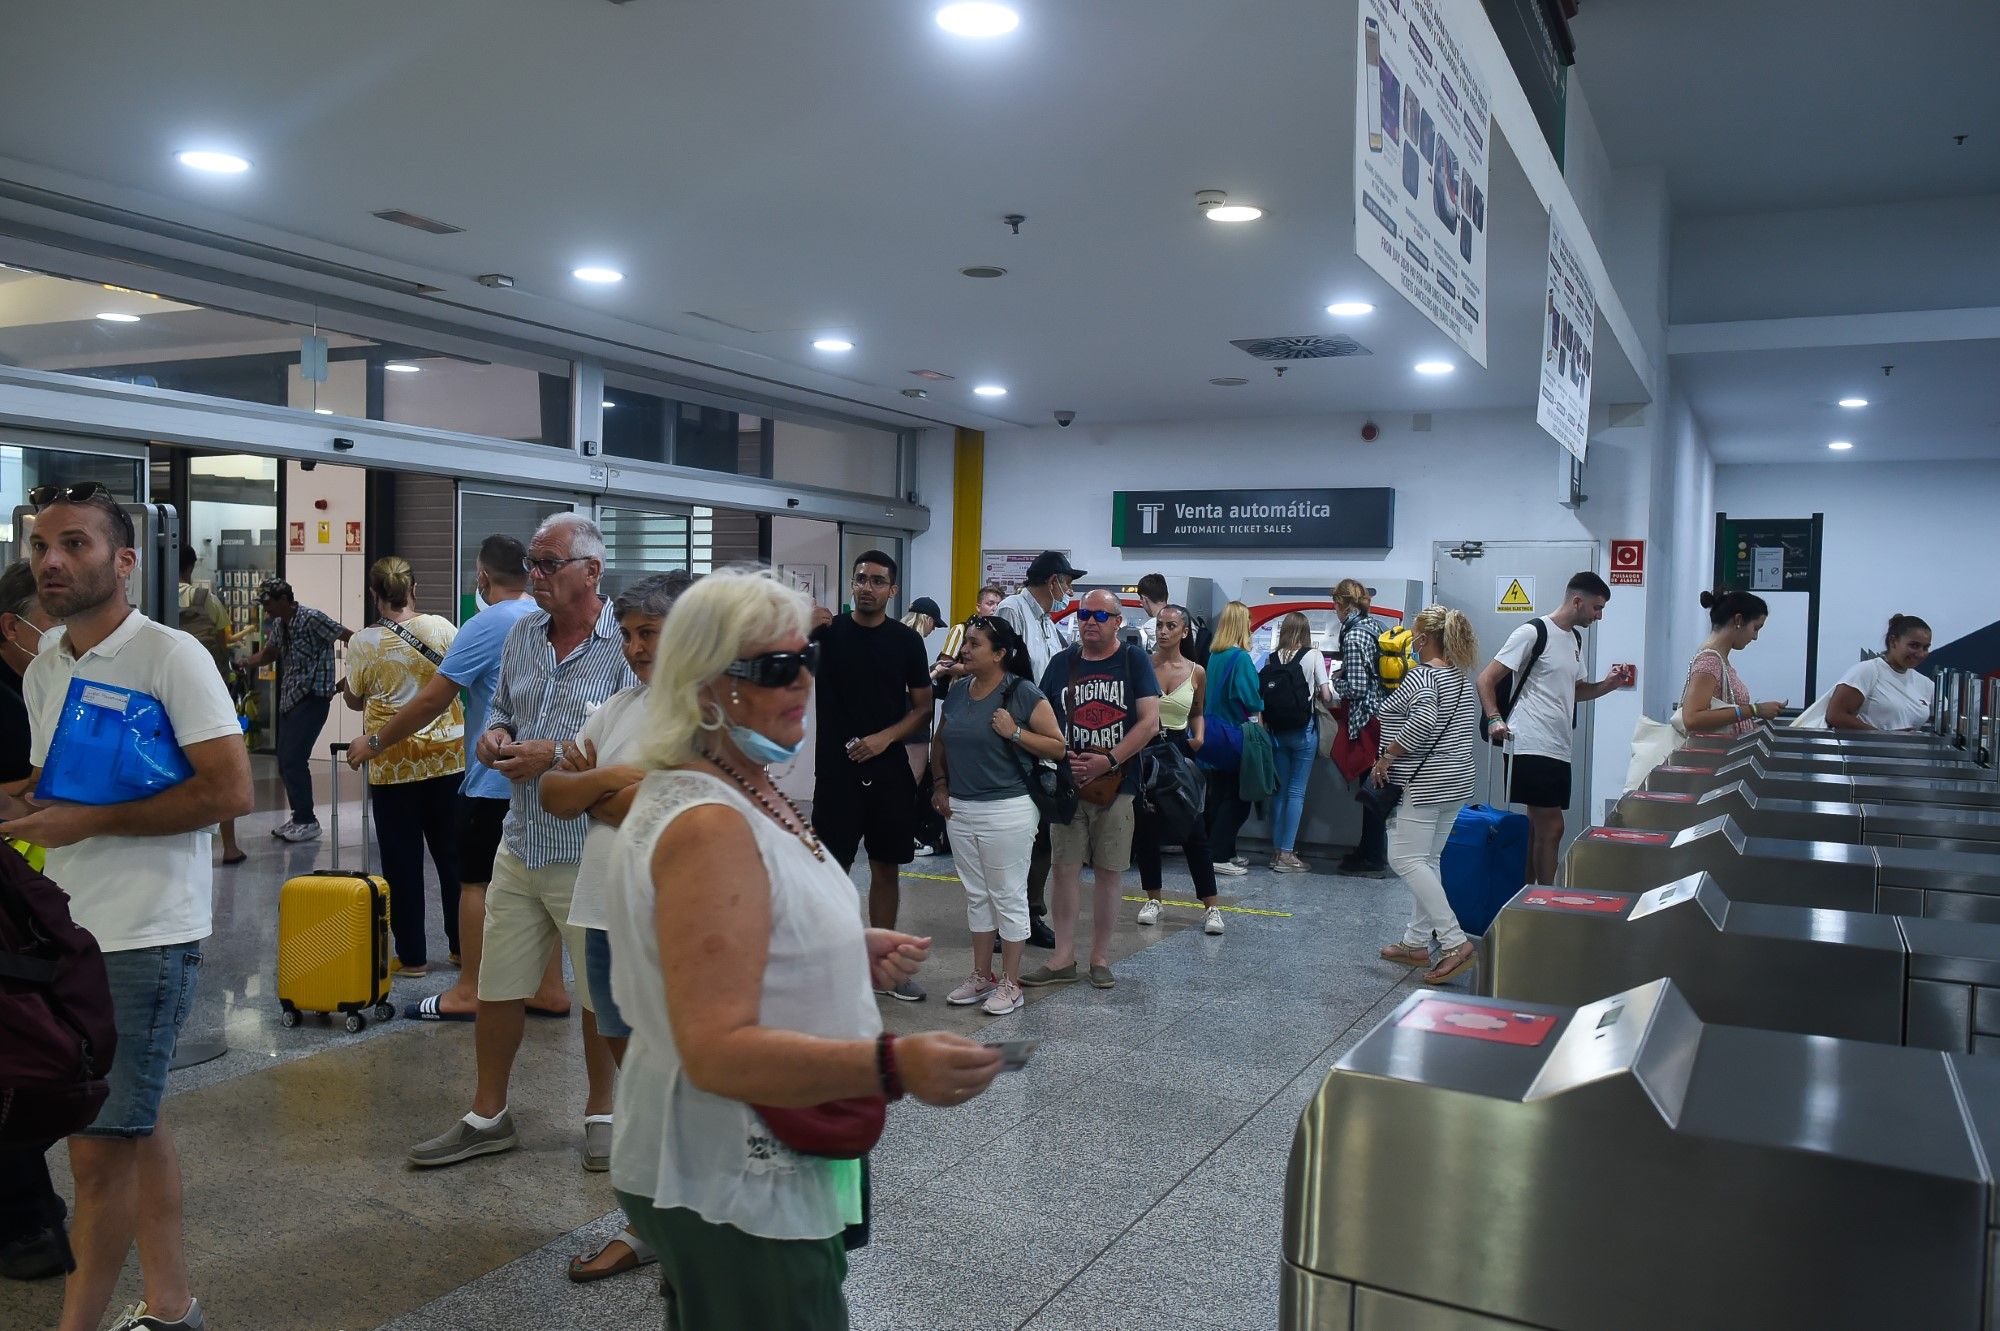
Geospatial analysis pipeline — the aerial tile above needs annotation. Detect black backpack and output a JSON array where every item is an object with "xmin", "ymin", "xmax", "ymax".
[
  {"xmin": 1489, "ymin": 618, "xmax": 1583, "ymax": 745},
  {"xmin": 0, "ymin": 842, "xmax": 119, "ymax": 1146},
  {"xmin": 1258, "ymin": 652, "xmax": 1313, "ymax": 733},
  {"xmin": 1137, "ymin": 738, "xmax": 1206, "ymax": 845}
]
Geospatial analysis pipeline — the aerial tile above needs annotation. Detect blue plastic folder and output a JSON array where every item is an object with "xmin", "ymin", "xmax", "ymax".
[{"xmin": 35, "ymin": 677, "xmax": 193, "ymax": 806}]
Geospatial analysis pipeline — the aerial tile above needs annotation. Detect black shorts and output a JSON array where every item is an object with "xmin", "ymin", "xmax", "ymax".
[
  {"xmin": 813, "ymin": 761, "xmax": 917, "ymax": 871},
  {"xmin": 456, "ymin": 794, "xmax": 511, "ymax": 884},
  {"xmin": 1509, "ymin": 754, "xmax": 1573, "ymax": 810}
]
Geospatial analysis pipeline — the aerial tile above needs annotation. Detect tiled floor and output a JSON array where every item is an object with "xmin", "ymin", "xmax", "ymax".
[{"xmin": 1, "ymin": 794, "xmax": 1455, "ymax": 1331}]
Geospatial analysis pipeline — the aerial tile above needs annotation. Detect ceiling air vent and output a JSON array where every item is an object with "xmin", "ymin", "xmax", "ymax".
[
  {"xmin": 910, "ymin": 369, "xmax": 956, "ymax": 381},
  {"xmin": 1230, "ymin": 335, "xmax": 1371, "ymax": 361},
  {"xmin": 372, "ymin": 209, "xmax": 465, "ymax": 235}
]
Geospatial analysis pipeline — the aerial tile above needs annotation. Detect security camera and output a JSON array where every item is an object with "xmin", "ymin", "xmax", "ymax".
[
  {"xmin": 331, "ymin": 437, "xmax": 355, "ymax": 452},
  {"xmin": 1054, "ymin": 411, "xmax": 1076, "ymax": 428}
]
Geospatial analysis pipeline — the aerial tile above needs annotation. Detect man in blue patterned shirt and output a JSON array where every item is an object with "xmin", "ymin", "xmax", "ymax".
[
  {"xmin": 409, "ymin": 514, "xmax": 635, "ymax": 1172},
  {"xmin": 243, "ymin": 578, "xmax": 351, "ymax": 842},
  {"xmin": 1328, "ymin": 578, "xmax": 1390, "ymax": 875}
]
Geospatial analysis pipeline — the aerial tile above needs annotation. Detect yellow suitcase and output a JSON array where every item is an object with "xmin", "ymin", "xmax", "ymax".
[{"xmin": 276, "ymin": 744, "xmax": 393, "ymax": 1033}]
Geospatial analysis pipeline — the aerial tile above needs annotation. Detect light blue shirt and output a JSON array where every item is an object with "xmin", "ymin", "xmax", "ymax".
[{"xmin": 438, "ymin": 596, "xmax": 539, "ymax": 800}]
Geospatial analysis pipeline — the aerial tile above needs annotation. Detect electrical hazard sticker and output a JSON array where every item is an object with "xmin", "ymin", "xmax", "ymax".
[
  {"xmin": 1521, "ymin": 888, "xmax": 1629, "ymax": 913},
  {"xmin": 1496, "ymin": 576, "xmax": 1535, "ymax": 613},
  {"xmin": 1399, "ymin": 998, "xmax": 1558, "ymax": 1046}
]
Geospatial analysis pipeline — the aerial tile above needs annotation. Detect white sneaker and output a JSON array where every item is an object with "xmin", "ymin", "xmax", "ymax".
[
  {"xmin": 1212, "ymin": 860, "xmax": 1249, "ymax": 877},
  {"xmin": 280, "ymin": 820, "xmax": 323, "ymax": 843},
  {"xmin": 1137, "ymin": 898, "xmax": 1162, "ymax": 926},
  {"xmin": 945, "ymin": 973, "xmax": 998, "ymax": 1006},
  {"xmin": 270, "ymin": 821, "xmax": 296, "ymax": 839},
  {"xmin": 982, "ymin": 980, "xmax": 1025, "ymax": 1015},
  {"xmin": 1230, "ymin": 856, "xmax": 1249, "ymax": 868},
  {"xmin": 1204, "ymin": 907, "xmax": 1226, "ymax": 936}
]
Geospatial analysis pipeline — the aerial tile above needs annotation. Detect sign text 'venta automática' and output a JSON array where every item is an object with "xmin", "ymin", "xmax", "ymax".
[{"xmin": 1113, "ymin": 488, "xmax": 1395, "ymax": 550}]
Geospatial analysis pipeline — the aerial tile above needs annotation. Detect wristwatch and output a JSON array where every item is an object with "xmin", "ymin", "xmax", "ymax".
[
  {"xmin": 1012, "ymin": 724, "xmax": 1022, "ymax": 742},
  {"xmin": 366, "ymin": 733, "xmax": 383, "ymax": 753},
  {"xmin": 553, "ymin": 741, "xmax": 567, "ymax": 769}
]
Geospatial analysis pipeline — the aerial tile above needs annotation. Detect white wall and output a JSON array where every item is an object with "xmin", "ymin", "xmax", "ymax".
[
  {"xmin": 1643, "ymin": 388, "xmax": 1717, "ymax": 718},
  {"xmin": 1562, "ymin": 77, "xmax": 1614, "ymax": 248},
  {"xmin": 282, "ymin": 460, "xmax": 367, "ymax": 755},
  {"xmin": 1714, "ymin": 459, "xmax": 2000, "ymax": 694}
]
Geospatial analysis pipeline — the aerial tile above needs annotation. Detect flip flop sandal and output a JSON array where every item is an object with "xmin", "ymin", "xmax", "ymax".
[
  {"xmin": 1423, "ymin": 943, "xmax": 1479, "ymax": 985},
  {"xmin": 220, "ymin": 852, "xmax": 248, "ymax": 865},
  {"xmin": 1378, "ymin": 942, "xmax": 1431, "ymax": 966},
  {"xmin": 526, "ymin": 1005, "xmax": 572, "ymax": 1020},
  {"xmin": 403, "ymin": 994, "xmax": 475, "ymax": 1023},
  {"xmin": 567, "ymin": 1232, "xmax": 658, "ymax": 1284}
]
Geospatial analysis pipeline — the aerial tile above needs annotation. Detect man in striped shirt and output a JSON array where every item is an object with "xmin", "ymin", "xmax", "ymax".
[{"xmin": 409, "ymin": 514, "xmax": 636, "ymax": 1171}]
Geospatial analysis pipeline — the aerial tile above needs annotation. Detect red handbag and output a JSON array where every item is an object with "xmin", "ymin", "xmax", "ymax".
[
  {"xmin": 1331, "ymin": 710, "xmax": 1381, "ymax": 784},
  {"xmin": 753, "ymin": 1097, "xmax": 886, "ymax": 1160}
]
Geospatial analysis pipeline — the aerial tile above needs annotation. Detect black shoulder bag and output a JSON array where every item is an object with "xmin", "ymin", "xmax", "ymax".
[
  {"xmin": 1000, "ymin": 677, "xmax": 1078, "ymax": 823},
  {"xmin": 381, "ymin": 618, "xmax": 445, "ymax": 667},
  {"xmin": 1358, "ymin": 669, "xmax": 1467, "ymax": 820}
]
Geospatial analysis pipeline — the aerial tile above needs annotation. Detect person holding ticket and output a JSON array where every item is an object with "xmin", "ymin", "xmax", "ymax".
[{"xmin": 0, "ymin": 481, "xmax": 252, "ymax": 1331}]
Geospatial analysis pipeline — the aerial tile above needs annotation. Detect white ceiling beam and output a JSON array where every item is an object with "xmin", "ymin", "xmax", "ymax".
[{"xmin": 1670, "ymin": 307, "xmax": 2000, "ymax": 355}]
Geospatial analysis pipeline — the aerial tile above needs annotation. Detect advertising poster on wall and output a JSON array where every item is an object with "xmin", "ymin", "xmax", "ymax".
[
  {"xmin": 981, "ymin": 549, "xmax": 1055, "ymax": 596},
  {"xmin": 1354, "ymin": 0, "xmax": 1492, "ymax": 367},
  {"xmin": 1536, "ymin": 214, "xmax": 1596, "ymax": 461}
]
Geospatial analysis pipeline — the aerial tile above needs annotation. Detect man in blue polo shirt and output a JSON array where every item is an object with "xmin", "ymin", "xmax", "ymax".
[{"xmin": 351, "ymin": 534, "xmax": 560, "ymax": 1020}]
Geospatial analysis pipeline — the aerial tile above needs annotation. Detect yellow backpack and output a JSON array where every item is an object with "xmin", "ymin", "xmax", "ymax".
[{"xmin": 1377, "ymin": 627, "xmax": 1414, "ymax": 687}]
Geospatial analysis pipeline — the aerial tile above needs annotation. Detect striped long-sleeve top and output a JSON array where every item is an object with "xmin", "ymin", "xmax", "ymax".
[{"xmin": 1377, "ymin": 664, "xmax": 1479, "ymax": 807}]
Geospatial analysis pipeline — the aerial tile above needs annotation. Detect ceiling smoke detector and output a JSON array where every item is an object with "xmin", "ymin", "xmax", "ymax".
[{"xmin": 1230, "ymin": 335, "xmax": 1370, "ymax": 361}]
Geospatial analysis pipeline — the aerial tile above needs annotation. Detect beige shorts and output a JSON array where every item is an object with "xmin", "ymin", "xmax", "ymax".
[
  {"xmin": 1049, "ymin": 793, "xmax": 1136, "ymax": 872},
  {"xmin": 477, "ymin": 847, "xmax": 593, "ymax": 1012}
]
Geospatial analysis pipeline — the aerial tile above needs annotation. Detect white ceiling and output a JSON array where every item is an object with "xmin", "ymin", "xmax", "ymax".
[
  {"xmin": 0, "ymin": 0, "xmax": 1644, "ymax": 431},
  {"xmin": 1676, "ymin": 338, "xmax": 2000, "ymax": 464},
  {"xmin": 1573, "ymin": 0, "xmax": 2000, "ymax": 218}
]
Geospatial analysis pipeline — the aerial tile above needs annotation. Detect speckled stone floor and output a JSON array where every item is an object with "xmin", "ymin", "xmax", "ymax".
[{"xmin": 1, "ymin": 770, "xmax": 1447, "ymax": 1331}]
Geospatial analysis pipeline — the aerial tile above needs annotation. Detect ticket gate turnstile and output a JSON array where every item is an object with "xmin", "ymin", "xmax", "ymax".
[
  {"xmin": 1284, "ymin": 978, "xmax": 2000, "ymax": 1330},
  {"xmin": 1479, "ymin": 873, "xmax": 2000, "ymax": 1052},
  {"xmin": 1669, "ymin": 739, "xmax": 1988, "ymax": 779},
  {"xmin": 1645, "ymin": 753, "xmax": 2000, "ymax": 811},
  {"xmin": 1611, "ymin": 780, "xmax": 2000, "ymax": 854},
  {"xmin": 1685, "ymin": 726, "xmax": 1969, "ymax": 759},
  {"xmin": 1563, "ymin": 815, "xmax": 2000, "ymax": 924}
]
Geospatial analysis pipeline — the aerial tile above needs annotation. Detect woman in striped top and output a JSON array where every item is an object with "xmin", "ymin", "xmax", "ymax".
[{"xmin": 1370, "ymin": 605, "xmax": 1483, "ymax": 985}]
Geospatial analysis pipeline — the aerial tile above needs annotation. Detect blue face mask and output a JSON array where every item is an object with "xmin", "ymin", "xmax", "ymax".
[{"xmin": 731, "ymin": 724, "xmax": 805, "ymax": 767}]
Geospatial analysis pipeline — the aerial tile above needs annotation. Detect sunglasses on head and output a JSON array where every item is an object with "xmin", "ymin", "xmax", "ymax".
[
  {"xmin": 725, "ymin": 641, "xmax": 820, "ymax": 688},
  {"xmin": 28, "ymin": 481, "xmax": 113, "ymax": 508},
  {"xmin": 1074, "ymin": 608, "xmax": 1118, "ymax": 624}
]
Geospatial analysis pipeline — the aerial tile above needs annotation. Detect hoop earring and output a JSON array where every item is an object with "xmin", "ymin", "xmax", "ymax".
[{"xmin": 698, "ymin": 699, "xmax": 727, "ymax": 733}]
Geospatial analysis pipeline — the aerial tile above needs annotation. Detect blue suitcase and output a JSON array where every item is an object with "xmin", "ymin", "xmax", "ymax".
[{"xmin": 1441, "ymin": 802, "xmax": 1529, "ymax": 936}]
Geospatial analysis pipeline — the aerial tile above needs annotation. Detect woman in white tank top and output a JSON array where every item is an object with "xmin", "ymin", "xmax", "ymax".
[{"xmin": 604, "ymin": 568, "xmax": 1002, "ymax": 1328}]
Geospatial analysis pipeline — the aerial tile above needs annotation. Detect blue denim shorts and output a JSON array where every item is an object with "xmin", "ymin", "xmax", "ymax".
[
  {"xmin": 83, "ymin": 942, "xmax": 203, "ymax": 1138},
  {"xmin": 583, "ymin": 928, "xmax": 631, "ymax": 1041}
]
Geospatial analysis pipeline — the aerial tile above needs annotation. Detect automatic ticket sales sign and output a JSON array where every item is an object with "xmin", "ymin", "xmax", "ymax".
[{"xmin": 1112, "ymin": 488, "xmax": 1395, "ymax": 550}]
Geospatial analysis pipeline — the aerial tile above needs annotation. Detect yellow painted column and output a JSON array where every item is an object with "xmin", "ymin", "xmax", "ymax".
[{"xmin": 950, "ymin": 428, "xmax": 984, "ymax": 622}]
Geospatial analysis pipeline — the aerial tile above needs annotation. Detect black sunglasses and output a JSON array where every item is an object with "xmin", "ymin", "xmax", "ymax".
[
  {"xmin": 725, "ymin": 641, "xmax": 820, "ymax": 688},
  {"xmin": 1073, "ymin": 608, "xmax": 1118, "ymax": 624},
  {"xmin": 28, "ymin": 481, "xmax": 113, "ymax": 508}
]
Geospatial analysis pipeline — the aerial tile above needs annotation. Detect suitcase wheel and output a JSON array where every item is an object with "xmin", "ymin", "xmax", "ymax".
[
  {"xmin": 344, "ymin": 1012, "xmax": 365, "ymax": 1034},
  {"xmin": 374, "ymin": 1003, "xmax": 395, "ymax": 1023},
  {"xmin": 280, "ymin": 1008, "xmax": 301, "ymax": 1029}
]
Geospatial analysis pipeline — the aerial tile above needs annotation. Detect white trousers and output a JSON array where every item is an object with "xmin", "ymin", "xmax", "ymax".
[
  {"xmin": 948, "ymin": 794, "xmax": 1039, "ymax": 942},
  {"xmin": 1387, "ymin": 800, "xmax": 1467, "ymax": 952}
]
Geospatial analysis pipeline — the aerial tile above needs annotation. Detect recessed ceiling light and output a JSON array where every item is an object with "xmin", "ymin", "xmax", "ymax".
[
  {"xmin": 1828, "ymin": 440, "xmax": 1854, "ymax": 451},
  {"xmin": 1209, "ymin": 377, "xmax": 1250, "ymax": 387},
  {"xmin": 601, "ymin": 400, "xmax": 615, "ymax": 409},
  {"xmin": 935, "ymin": 3, "xmax": 1019, "ymax": 37},
  {"xmin": 385, "ymin": 362, "xmax": 421, "ymax": 373},
  {"xmin": 314, "ymin": 408, "xmax": 334, "ymax": 415},
  {"xmin": 812, "ymin": 338, "xmax": 855, "ymax": 352},
  {"xmin": 1205, "ymin": 204, "xmax": 1264, "ymax": 223},
  {"xmin": 95, "ymin": 311, "xmax": 141, "ymax": 323},
  {"xmin": 1325, "ymin": 302, "xmax": 1375, "ymax": 317},
  {"xmin": 572, "ymin": 266, "xmax": 624, "ymax": 284},
  {"xmin": 175, "ymin": 149, "xmax": 250, "ymax": 174},
  {"xmin": 1414, "ymin": 360, "xmax": 1454, "ymax": 375},
  {"xmin": 1838, "ymin": 397, "xmax": 1868, "ymax": 409},
  {"xmin": 973, "ymin": 384, "xmax": 1008, "ymax": 397}
]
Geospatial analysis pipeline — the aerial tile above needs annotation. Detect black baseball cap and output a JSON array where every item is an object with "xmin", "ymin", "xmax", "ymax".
[
  {"xmin": 908, "ymin": 596, "xmax": 944, "ymax": 622},
  {"xmin": 1025, "ymin": 551, "xmax": 1085, "ymax": 585}
]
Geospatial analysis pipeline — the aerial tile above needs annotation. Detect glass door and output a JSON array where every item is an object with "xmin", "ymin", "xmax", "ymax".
[
  {"xmin": 457, "ymin": 488, "xmax": 581, "ymax": 621},
  {"xmin": 838, "ymin": 527, "xmax": 908, "ymax": 617},
  {"xmin": 596, "ymin": 502, "xmax": 706, "ymax": 600},
  {"xmin": 0, "ymin": 431, "xmax": 148, "ymax": 569}
]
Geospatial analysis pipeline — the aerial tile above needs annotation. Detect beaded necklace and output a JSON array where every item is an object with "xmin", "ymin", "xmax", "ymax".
[{"xmin": 706, "ymin": 753, "xmax": 827, "ymax": 862}]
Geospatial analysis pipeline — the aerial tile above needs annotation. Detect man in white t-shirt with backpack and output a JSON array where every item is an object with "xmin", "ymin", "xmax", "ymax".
[{"xmin": 1477, "ymin": 571, "xmax": 1628, "ymax": 886}]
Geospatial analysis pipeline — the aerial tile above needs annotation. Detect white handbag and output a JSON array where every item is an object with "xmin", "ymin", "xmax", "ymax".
[{"xmin": 1623, "ymin": 650, "xmax": 1729, "ymax": 791}]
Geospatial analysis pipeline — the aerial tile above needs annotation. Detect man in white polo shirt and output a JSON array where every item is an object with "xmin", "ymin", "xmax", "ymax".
[{"xmin": 0, "ymin": 482, "xmax": 251, "ymax": 1331}]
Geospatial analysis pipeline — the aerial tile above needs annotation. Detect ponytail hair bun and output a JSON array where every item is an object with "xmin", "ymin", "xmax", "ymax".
[
  {"xmin": 1698, "ymin": 590, "xmax": 1717, "ymax": 611},
  {"xmin": 1886, "ymin": 614, "xmax": 1932, "ymax": 648},
  {"xmin": 1702, "ymin": 588, "xmax": 1770, "ymax": 629}
]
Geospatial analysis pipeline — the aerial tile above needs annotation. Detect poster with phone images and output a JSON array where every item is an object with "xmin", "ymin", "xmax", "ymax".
[
  {"xmin": 1536, "ymin": 214, "xmax": 1596, "ymax": 462},
  {"xmin": 1355, "ymin": 0, "xmax": 1491, "ymax": 366}
]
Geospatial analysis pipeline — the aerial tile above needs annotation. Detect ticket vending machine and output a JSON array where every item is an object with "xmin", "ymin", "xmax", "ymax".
[{"xmin": 1236, "ymin": 577, "xmax": 1424, "ymax": 858}]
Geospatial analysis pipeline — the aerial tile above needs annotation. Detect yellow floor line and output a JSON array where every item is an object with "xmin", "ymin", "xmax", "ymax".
[{"xmin": 902, "ymin": 871, "xmax": 1292, "ymax": 917}]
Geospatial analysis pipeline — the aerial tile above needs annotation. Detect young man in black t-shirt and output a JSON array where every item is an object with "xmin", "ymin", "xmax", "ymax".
[{"xmin": 812, "ymin": 550, "xmax": 935, "ymax": 1000}]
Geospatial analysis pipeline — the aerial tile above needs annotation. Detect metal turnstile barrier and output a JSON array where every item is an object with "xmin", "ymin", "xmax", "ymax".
[
  {"xmin": 1645, "ymin": 753, "xmax": 2000, "ymax": 811},
  {"xmin": 1563, "ymin": 815, "xmax": 2000, "ymax": 924},
  {"xmin": 1283, "ymin": 979, "xmax": 2000, "ymax": 1330},
  {"xmin": 1669, "ymin": 739, "xmax": 1988, "ymax": 779},
  {"xmin": 1611, "ymin": 780, "xmax": 2000, "ymax": 854},
  {"xmin": 1682, "ymin": 726, "xmax": 1967, "ymax": 759},
  {"xmin": 1480, "ymin": 872, "xmax": 2000, "ymax": 1052}
]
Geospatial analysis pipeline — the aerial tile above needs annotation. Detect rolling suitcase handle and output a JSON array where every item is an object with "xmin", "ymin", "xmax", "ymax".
[{"xmin": 327, "ymin": 742, "xmax": 371, "ymax": 876}]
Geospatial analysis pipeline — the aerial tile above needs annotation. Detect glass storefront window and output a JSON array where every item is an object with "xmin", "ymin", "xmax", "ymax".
[
  {"xmin": 0, "ymin": 439, "xmax": 144, "ymax": 570},
  {"xmin": 185, "ymin": 455, "xmax": 279, "ymax": 748},
  {"xmin": 0, "ymin": 266, "xmax": 570, "ymax": 445}
]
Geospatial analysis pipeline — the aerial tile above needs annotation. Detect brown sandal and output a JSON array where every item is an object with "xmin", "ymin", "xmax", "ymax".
[
  {"xmin": 1423, "ymin": 941, "xmax": 1478, "ymax": 985},
  {"xmin": 1379, "ymin": 942, "xmax": 1431, "ymax": 966},
  {"xmin": 567, "ymin": 1233, "xmax": 657, "ymax": 1283}
]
